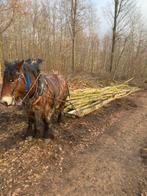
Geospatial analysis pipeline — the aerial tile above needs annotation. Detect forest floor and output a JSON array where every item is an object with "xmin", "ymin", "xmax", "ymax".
[{"xmin": 0, "ymin": 77, "xmax": 147, "ymax": 196}]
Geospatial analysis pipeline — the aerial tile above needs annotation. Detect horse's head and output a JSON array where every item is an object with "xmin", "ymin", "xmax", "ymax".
[{"xmin": 0, "ymin": 60, "xmax": 25, "ymax": 106}]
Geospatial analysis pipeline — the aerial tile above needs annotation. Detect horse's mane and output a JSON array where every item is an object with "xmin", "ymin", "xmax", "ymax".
[
  {"xmin": 4, "ymin": 59, "xmax": 43, "ymax": 79},
  {"xmin": 24, "ymin": 58, "xmax": 43, "ymax": 76}
]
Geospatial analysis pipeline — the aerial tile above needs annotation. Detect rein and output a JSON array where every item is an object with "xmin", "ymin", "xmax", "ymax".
[{"xmin": 20, "ymin": 73, "xmax": 41, "ymax": 104}]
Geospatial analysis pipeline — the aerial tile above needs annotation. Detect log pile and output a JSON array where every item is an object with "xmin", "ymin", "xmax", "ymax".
[{"xmin": 64, "ymin": 83, "xmax": 140, "ymax": 117}]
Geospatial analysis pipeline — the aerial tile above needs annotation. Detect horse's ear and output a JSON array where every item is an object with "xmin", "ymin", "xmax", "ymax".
[
  {"xmin": 4, "ymin": 60, "xmax": 9, "ymax": 66},
  {"xmin": 16, "ymin": 60, "xmax": 24, "ymax": 70},
  {"xmin": 25, "ymin": 58, "xmax": 31, "ymax": 64},
  {"xmin": 37, "ymin": 59, "xmax": 43, "ymax": 64}
]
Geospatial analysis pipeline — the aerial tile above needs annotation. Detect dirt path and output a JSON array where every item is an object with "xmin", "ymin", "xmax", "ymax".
[{"xmin": 0, "ymin": 91, "xmax": 147, "ymax": 195}]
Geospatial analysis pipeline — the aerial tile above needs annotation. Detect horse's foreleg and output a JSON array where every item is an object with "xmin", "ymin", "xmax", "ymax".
[
  {"xmin": 57, "ymin": 101, "xmax": 66, "ymax": 123},
  {"xmin": 25, "ymin": 113, "xmax": 36, "ymax": 138},
  {"xmin": 33, "ymin": 115, "xmax": 37, "ymax": 137},
  {"xmin": 42, "ymin": 116, "xmax": 54, "ymax": 139},
  {"xmin": 57, "ymin": 110, "xmax": 65, "ymax": 124}
]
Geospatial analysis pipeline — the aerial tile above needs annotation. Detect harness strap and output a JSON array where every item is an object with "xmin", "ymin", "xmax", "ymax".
[
  {"xmin": 26, "ymin": 74, "xmax": 31, "ymax": 91},
  {"xmin": 12, "ymin": 71, "xmax": 73, "ymax": 112},
  {"xmin": 21, "ymin": 73, "xmax": 42, "ymax": 103},
  {"xmin": 23, "ymin": 63, "xmax": 31, "ymax": 91}
]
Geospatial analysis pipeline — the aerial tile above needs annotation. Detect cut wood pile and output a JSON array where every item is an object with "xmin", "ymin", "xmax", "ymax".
[{"xmin": 64, "ymin": 83, "xmax": 140, "ymax": 117}]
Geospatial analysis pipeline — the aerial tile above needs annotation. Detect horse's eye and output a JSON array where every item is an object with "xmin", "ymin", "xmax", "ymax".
[{"xmin": 9, "ymin": 79, "xmax": 14, "ymax": 82}]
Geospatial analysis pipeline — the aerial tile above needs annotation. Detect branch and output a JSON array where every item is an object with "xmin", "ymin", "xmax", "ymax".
[{"xmin": 0, "ymin": 10, "xmax": 14, "ymax": 33}]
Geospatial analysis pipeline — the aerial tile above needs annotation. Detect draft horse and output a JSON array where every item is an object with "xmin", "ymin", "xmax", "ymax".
[{"xmin": 0, "ymin": 59, "xmax": 69, "ymax": 139}]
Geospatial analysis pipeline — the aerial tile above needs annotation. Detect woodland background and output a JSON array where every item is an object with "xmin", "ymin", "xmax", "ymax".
[{"xmin": 0, "ymin": 0, "xmax": 147, "ymax": 80}]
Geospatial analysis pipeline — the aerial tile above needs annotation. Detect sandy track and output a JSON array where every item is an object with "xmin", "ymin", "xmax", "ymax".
[{"xmin": 0, "ymin": 91, "xmax": 146, "ymax": 195}]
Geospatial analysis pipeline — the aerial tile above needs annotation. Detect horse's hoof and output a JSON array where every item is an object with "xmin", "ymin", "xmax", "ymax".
[
  {"xmin": 58, "ymin": 119, "xmax": 65, "ymax": 124},
  {"xmin": 24, "ymin": 134, "xmax": 31, "ymax": 139},
  {"xmin": 49, "ymin": 133, "xmax": 55, "ymax": 140},
  {"xmin": 43, "ymin": 132, "xmax": 54, "ymax": 140},
  {"xmin": 44, "ymin": 138, "xmax": 52, "ymax": 144},
  {"xmin": 24, "ymin": 129, "xmax": 36, "ymax": 139},
  {"xmin": 26, "ymin": 136, "xmax": 33, "ymax": 141}
]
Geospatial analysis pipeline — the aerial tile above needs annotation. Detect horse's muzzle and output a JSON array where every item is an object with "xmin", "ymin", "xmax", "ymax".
[{"xmin": 0, "ymin": 96, "xmax": 15, "ymax": 106}]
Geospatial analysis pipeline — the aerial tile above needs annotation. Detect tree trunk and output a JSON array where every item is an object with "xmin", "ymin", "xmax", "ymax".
[
  {"xmin": 110, "ymin": 0, "xmax": 118, "ymax": 73},
  {"xmin": 72, "ymin": 37, "xmax": 75, "ymax": 73},
  {"xmin": 0, "ymin": 33, "xmax": 4, "ymax": 78},
  {"xmin": 71, "ymin": 0, "xmax": 77, "ymax": 73}
]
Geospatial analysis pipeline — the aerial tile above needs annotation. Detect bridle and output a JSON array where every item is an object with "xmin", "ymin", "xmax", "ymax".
[
  {"xmin": 9, "ymin": 72, "xmax": 26, "ymax": 105},
  {"xmin": 21, "ymin": 73, "xmax": 41, "ymax": 104},
  {"xmin": 11, "ymin": 73, "xmax": 26, "ymax": 97},
  {"xmin": 10, "ymin": 72, "xmax": 40, "ymax": 105}
]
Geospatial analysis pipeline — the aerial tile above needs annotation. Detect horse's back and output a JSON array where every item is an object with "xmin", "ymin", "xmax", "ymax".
[{"xmin": 45, "ymin": 73, "xmax": 69, "ymax": 101}]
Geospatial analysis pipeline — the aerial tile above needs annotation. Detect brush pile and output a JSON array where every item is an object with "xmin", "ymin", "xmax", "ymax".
[{"xmin": 64, "ymin": 83, "xmax": 140, "ymax": 117}]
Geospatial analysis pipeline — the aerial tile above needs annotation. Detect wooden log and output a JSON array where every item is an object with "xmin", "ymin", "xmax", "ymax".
[{"xmin": 64, "ymin": 83, "xmax": 140, "ymax": 117}]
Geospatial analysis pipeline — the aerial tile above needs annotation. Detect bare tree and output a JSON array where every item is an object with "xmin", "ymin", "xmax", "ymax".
[
  {"xmin": 71, "ymin": 0, "xmax": 77, "ymax": 73},
  {"xmin": 107, "ymin": 0, "xmax": 135, "ymax": 73},
  {"xmin": 0, "ymin": 0, "xmax": 22, "ymax": 76},
  {"xmin": 1, "ymin": 0, "xmax": 147, "ymax": 81}
]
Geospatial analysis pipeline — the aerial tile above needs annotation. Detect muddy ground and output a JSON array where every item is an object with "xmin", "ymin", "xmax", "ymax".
[{"xmin": 0, "ymin": 90, "xmax": 147, "ymax": 196}]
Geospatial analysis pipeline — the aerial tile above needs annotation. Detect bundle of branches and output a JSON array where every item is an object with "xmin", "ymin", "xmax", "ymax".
[{"xmin": 64, "ymin": 83, "xmax": 140, "ymax": 117}]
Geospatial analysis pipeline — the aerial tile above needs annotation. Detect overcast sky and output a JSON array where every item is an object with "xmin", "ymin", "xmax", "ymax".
[{"xmin": 90, "ymin": 0, "xmax": 147, "ymax": 34}]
